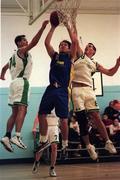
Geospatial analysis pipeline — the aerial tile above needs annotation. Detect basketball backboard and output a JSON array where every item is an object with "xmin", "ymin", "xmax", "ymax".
[
  {"xmin": 1, "ymin": 0, "xmax": 56, "ymax": 25},
  {"xmin": 28, "ymin": 0, "xmax": 56, "ymax": 25}
]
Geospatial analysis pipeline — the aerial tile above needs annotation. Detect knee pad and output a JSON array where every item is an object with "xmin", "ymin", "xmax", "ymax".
[{"xmin": 75, "ymin": 110, "xmax": 89, "ymax": 136}]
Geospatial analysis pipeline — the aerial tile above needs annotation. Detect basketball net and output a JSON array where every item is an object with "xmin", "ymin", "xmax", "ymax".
[
  {"xmin": 55, "ymin": 0, "xmax": 82, "ymax": 111},
  {"xmin": 55, "ymin": 0, "xmax": 81, "ymax": 25}
]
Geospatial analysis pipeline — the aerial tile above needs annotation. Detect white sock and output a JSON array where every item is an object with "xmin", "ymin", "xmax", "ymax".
[
  {"xmin": 86, "ymin": 144, "xmax": 92, "ymax": 148},
  {"xmin": 16, "ymin": 132, "xmax": 21, "ymax": 137},
  {"xmin": 106, "ymin": 139, "xmax": 111, "ymax": 143}
]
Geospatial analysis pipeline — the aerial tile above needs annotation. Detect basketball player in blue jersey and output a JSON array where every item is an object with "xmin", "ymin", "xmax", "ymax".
[
  {"xmin": 0, "ymin": 20, "xmax": 49, "ymax": 152},
  {"xmin": 37, "ymin": 22, "xmax": 77, "ymax": 153}
]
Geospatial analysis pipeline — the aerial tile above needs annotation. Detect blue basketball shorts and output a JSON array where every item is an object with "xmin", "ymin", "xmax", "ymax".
[{"xmin": 38, "ymin": 85, "xmax": 69, "ymax": 118}]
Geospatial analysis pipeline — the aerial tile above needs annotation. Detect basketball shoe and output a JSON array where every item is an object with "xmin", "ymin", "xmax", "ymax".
[
  {"xmin": 105, "ymin": 140, "xmax": 117, "ymax": 154},
  {"xmin": 32, "ymin": 161, "xmax": 40, "ymax": 174},
  {"xmin": 1, "ymin": 136, "xmax": 13, "ymax": 152},
  {"xmin": 86, "ymin": 144, "xmax": 98, "ymax": 160},
  {"xmin": 49, "ymin": 167, "xmax": 57, "ymax": 177},
  {"xmin": 10, "ymin": 136, "xmax": 27, "ymax": 149}
]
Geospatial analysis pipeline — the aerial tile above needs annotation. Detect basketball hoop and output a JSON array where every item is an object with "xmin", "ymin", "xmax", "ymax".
[{"xmin": 55, "ymin": 0, "xmax": 81, "ymax": 25}]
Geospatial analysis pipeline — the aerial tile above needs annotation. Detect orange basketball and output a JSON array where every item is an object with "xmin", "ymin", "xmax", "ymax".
[{"xmin": 50, "ymin": 11, "xmax": 60, "ymax": 27}]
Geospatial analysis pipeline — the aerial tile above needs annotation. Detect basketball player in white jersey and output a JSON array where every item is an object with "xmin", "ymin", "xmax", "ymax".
[
  {"xmin": 0, "ymin": 20, "xmax": 49, "ymax": 152},
  {"xmin": 32, "ymin": 112, "xmax": 59, "ymax": 177},
  {"xmin": 71, "ymin": 22, "xmax": 120, "ymax": 159}
]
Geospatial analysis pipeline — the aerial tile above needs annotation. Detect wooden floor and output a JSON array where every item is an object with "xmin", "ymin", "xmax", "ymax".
[{"xmin": 0, "ymin": 162, "xmax": 120, "ymax": 180}]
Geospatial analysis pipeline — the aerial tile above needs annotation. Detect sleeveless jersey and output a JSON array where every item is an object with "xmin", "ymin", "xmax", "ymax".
[
  {"xmin": 49, "ymin": 52, "xmax": 72, "ymax": 88},
  {"xmin": 72, "ymin": 55, "xmax": 97, "ymax": 87},
  {"xmin": 9, "ymin": 50, "xmax": 33, "ymax": 80}
]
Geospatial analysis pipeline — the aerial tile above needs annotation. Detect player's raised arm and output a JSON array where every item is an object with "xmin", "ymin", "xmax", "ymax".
[
  {"xmin": 97, "ymin": 56, "xmax": 120, "ymax": 76},
  {"xmin": 19, "ymin": 20, "xmax": 49, "ymax": 55},
  {"xmin": 45, "ymin": 11, "xmax": 61, "ymax": 58},
  {"xmin": 71, "ymin": 21, "xmax": 83, "ymax": 58},
  {"xmin": 44, "ymin": 25, "xmax": 56, "ymax": 58},
  {"xmin": 65, "ymin": 22, "xmax": 77, "ymax": 62}
]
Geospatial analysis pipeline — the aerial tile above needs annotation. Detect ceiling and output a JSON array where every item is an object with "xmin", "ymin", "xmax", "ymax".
[
  {"xmin": 1, "ymin": 0, "xmax": 120, "ymax": 25},
  {"xmin": 1, "ymin": 0, "xmax": 120, "ymax": 15}
]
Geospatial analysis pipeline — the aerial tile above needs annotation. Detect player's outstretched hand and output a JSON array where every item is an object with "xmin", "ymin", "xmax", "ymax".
[
  {"xmin": 0, "ymin": 75, "xmax": 5, "ymax": 80},
  {"xmin": 116, "ymin": 56, "xmax": 120, "ymax": 66},
  {"xmin": 42, "ymin": 20, "xmax": 49, "ymax": 29}
]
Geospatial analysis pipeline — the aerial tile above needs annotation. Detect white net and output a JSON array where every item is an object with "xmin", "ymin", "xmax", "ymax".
[{"xmin": 55, "ymin": 0, "xmax": 81, "ymax": 25}]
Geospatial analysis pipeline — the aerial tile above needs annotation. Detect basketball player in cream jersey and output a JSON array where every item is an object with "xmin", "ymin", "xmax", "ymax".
[
  {"xmin": 71, "ymin": 22, "xmax": 120, "ymax": 160},
  {"xmin": 0, "ymin": 20, "xmax": 49, "ymax": 152},
  {"xmin": 72, "ymin": 47, "xmax": 120, "ymax": 159},
  {"xmin": 32, "ymin": 112, "xmax": 59, "ymax": 177}
]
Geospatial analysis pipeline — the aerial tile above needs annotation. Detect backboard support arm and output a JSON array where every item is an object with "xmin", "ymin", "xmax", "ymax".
[{"xmin": 28, "ymin": 0, "xmax": 56, "ymax": 25}]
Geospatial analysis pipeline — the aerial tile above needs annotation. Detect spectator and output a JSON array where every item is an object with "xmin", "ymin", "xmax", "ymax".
[
  {"xmin": 102, "ymin": 114, "xmax": 113, "ymax": 128},
  {"xmin": 69, "ymin": 115, "xmax": 80, "ymax": 142},
  {"xmin": 102, "ymin": 114, "xmax": 113, "ymax": 135},
  {"xmin": 104, "ymin": 100, "xmax": 120, "ymax": 121},
  {"xmin": 69, "ymin": 115, "xmax": 81, "ymax": 156},
  {"xmin": 109, "ymin": 119, "xmax": 120, "ymax": 146},
  {"xmin": 69, "ymin": 115, "xmax": 80, "ymax": 135}
]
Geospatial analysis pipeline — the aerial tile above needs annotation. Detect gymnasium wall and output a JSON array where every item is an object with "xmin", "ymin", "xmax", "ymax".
[
  {"xmin": 0, "ymin": 13, "xmax": 120, "ymax": 160},
  {"xmin": 0, "ymin": 85, "xmax": 120, "ymax": 160},
  {"xmin": 1, "ymin": 13, "xmax": 120, "ymax": 87}
]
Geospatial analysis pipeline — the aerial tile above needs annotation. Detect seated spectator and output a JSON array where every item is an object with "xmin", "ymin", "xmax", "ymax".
[
  {"xmin": 102, "ymin": 114, "xmax": 113, "ymax": 135},
  {"xmin": 70, "ymin": 115, "xmax": 80, "ymax": 135},
  {"xmin": 104, "ymin": 100, "xmax": 120, "ymax": 121},
  {"xmin": 109, "ymin": 119, "xmax": 120, "ymax": 146},
  {"xmin": 113, "ymin": 100, "xmax": 120, "ymax": 121},
  {"xmin": 69, "ymin": 114, "xmax": 81, "ymax": 156},
  {"xmin": 69, "ymin": 115, "xmax": 80, "ymax": 141}
]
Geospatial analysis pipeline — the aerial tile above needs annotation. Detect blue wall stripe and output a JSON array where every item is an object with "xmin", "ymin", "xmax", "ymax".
[{"xmin": 0, "ymin": 85, "xmax": 119, "ymax": 159}]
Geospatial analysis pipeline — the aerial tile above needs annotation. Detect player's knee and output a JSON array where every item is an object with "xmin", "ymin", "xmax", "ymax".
[
  {"xmin": 60, "ymin": 118, "xmax": 68, "ymax": 128},
  {"xmin": 75, "ymin": 110, "xmax": 87, "ymax": 123},
  {"xmin": 75, "ymin": 110, "xmax": 89, "ymax": 136}
]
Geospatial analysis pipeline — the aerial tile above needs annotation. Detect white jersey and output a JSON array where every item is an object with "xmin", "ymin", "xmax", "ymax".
[
  {"xmin": 72, "ymin": 55, "xmax": 97, "ymax": 87},
  {"xmin": 47, "ymin": 113, "xmax": 59, "ymax": 126},
  {"xmin": 9, "ymin": 50, "xmax": 33, "ymax": 80}
]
